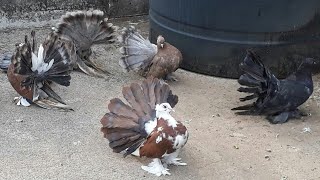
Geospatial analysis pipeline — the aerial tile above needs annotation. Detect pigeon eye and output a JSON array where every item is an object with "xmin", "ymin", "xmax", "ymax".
[{"xmin": 163, "ymin": 105, "xmax": 167, "ymax": 108}]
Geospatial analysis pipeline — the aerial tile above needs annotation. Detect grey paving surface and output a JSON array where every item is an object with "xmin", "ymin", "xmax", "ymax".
[{"xmin": 0, "ymin": 16, "xmax": 320, "ymax": 180}]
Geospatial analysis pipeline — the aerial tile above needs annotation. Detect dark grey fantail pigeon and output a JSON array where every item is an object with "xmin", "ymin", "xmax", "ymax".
[
  {"xmin": 100, "ymin": 77, "xmax": 188, "ymax": 176},
  {"xmin": 7, "ymin": 31, "xmax": 73, "ymax": 111},
  {"xmin": 53, "ymin": 10, "xmax": 118, "ymax": 78},
  {"xmin": 118, "ymin": 26, "xmax": 182, "ymax": 81},
  {"xmin": 232, "ymin": 50, "xmax": 316, "ymax": 124}
]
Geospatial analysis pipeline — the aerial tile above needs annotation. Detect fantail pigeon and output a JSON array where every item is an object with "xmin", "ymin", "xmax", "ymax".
[
  {"xmin": 118, "ymin": 26, "xmax": 182, "ymax": 81},
  {"xmin": 100, "ymin": 77, "xmax": 188, "ymax": 176},
  {"xmin": 53, "ymin": 10, "xmax": 118, "ymax": 77},
  {"xmin": 7, "ymin": 31, "xmax": 73, "ymax": 111},
  {"xmin": 232, "ymin": 50, "xmax": 316, "ymax": 124}
]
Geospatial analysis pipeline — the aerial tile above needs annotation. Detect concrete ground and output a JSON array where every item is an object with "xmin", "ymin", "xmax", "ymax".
[{"xmin": 0, "ymin": 16, "xmax": 320, "ymax": 180}]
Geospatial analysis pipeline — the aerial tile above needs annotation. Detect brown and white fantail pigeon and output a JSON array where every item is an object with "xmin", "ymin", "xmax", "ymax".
[
  {"xmin": 118, "ymin": 26, "xmax": 183, "ymax": 81},
  {"xmin": 53, "ymin": 10, "xmax": 118, "ymax": 77},
  {"xmin": 7, "ymin": 31, "xmax": 73, "ymax": 111},
  {"xmin": 100, "ymin": 77, "xmax": 188, "ymax": 176}
]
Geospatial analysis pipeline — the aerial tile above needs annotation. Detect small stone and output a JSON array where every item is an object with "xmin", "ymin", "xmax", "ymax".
[
  {"xmin": 266, "ymin": 149, "xmax": 272, "ymax": 152},
  {"xmin": 302, "ymin": 127, "xmax": 311, "ymax": 133},
  {"xmin": 73, "ymin": 141, "xmax": 81, "ymax": 145},
  {"xmin": 15, "ymin": 119, "xmax": 23, "ymax": 122},
  {"xmin": 233, "ymin": 145, "xmax": 239, "ymax": 149},
  {"xmin": 230, "ymin": 133, "xmax": 247, "ymax": 138},
  {"xmin": 264, "ymin": 155, "xmax": 270, "ymax": 160}
]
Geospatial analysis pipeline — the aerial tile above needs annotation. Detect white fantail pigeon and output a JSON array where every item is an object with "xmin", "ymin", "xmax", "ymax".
[
  {"xmin": 118, "ymin": 26, "xmax": 183, "ymax": 81},
  {"xmin": 53, "ymin": 10, "xmax": 118, "ymax": 78},
  {"xmin": 100, "ymin": 77, "xmax": 188, "ymax": 176},
  {"xmin": 232, "ymin": 50, "xmax": 316, "ymax": 124},
  {"xmin": 7, "ymin": 31, "xmax": 73, "ymax": 111}
]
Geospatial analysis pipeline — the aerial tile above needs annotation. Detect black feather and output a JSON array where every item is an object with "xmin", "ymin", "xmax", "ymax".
[{"xmin": 232, "ymin": 50, "xmax": 314, "ymax": 123}]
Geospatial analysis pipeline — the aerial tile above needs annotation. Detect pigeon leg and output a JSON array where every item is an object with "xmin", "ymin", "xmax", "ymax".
[
  {"xmin": 164, "ymin": 73, "xmax": 178, "ymax": 82},
  {"xmin": 267, "ymin": 112, "xmax": 289, "ymax": 124},
  {"xmin": 141, "ymin": 158, "xmax": 171, "ymax": 176},
  {"xmin": 162, "ymin": 150, "xmax": 187, "ymax": 168},
  {"xmin": 13, "ymin": 96, "xmax": 31, "ymax": 107}
]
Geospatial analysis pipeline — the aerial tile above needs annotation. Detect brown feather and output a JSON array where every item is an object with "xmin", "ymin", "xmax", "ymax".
[
  {"xmin": 7, "ymin": 64, "xmax": 33, "ymax": 100},
  {"xmin": 130, "ymin": 83, "xmax": 153, "ymax": 117},
  {"xmin": 147, "ymin": 41, "xmax": 182, "ymax": 79},
  {"xmin": 122, "ymin": 86, "xmax": 145, "ymax": 118},
  {"xmin": 139, "ymin": 118, "xmax": 187, "ymax": 158},
  {"xmin": 101, "ymin": 113, "xmax": 138, "ymax": 129},
  {"xmin": 108, "ymin": 98, "xmax": 139, "ymax": 120},
  {"xmin": 100, "ymin": 77, "xmax": 180, "ymax": 156}
]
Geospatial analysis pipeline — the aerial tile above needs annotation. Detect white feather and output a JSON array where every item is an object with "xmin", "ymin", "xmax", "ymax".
[
  {"xmin": 31, "ymin": 52, "xmax": 39, "ymax": 72},
  {"xmin": 31, "ymin": 44, "xmax": 55, "ymax": 74}
]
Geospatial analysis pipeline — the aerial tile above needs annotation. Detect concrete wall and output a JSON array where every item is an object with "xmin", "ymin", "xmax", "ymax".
[{"xmin": 0, "ymin": 0, "xmax": 149, "ymax": 29}]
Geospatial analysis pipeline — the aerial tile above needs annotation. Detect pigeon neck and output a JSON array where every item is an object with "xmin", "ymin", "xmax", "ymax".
[
  {"xmin": 294, "ymin": 69, "xmax": 313, "ymax": 88},
  {"xmin": 156, "ymin": 111, "xmax": 177, "ymax": 128}
]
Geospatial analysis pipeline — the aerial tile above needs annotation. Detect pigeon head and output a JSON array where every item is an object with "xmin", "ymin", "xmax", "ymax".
[
  {"xmin": 155, "ymin": 103, "xmax": 174, "ymax": 114},
  {"xmin": 156, "ymin": 35, "xmax": 165, "ymax": 48},
  {"xmin": 298, "ymin": 58, "xmax": 317, "ymax": 73}
]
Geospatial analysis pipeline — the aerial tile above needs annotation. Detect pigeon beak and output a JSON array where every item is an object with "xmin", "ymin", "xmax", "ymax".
[
  {"xmin": 161, "ymin": 44, "xmax": 164, "ymax": 48},
  {"xmin": 171, "ymin": 108, "xmax": 175, "ymax": 112}
]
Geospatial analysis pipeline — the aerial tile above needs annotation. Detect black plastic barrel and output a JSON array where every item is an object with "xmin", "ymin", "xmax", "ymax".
[{"xmin": 149, "ymin": 0, "xmax": 320, "ymax": 78}]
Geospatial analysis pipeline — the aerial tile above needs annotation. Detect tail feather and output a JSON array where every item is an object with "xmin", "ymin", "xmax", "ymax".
[
  {"xmin": 231, "ymin": 103, "xmax": 254, "ymax": 111},
  {"xmin": 147, "ymin": 77, "xmax": 158, "ymax": 109},
  {"xmin": 13, "ymin": 31, "xmax": 72, "ymax": 88},
  {"xmin": 232, "ymin": 50, "xmax": 279, "ymax": 114},
  {"xmin": 100, "ymin": 77, "xmax": 178, "ymax": 156},
  {"xmin": 118, "ymin": 26, "xmax": 157, "ymax": 73},
  {"xmin": 237, "ymin": 87, "xmax": 260, "ymax": 93},
  {"xmin": 130, "ymin": 83, "xmax": 153, "ymax": 117},
  {"xmin": 55, "ymin": 10, "xmax": 117, "ymax": 51},
  {"xmin": 239, "ymin": 52, "xmax": 266, "ymax": 83},
  {"xmin": 240, "ymin": 94, "xmax": 258, "ymax": 101},
  {"xmin": 108, "ymin": 98, "xmax": 139, "ymax": 120},
  {"xmin": 41, "ymin": 82, "xmax": 65, "ymax": 104},
  {"xmin": 102, "ymin": 113, "xmax": 138, "ymax": 129}
]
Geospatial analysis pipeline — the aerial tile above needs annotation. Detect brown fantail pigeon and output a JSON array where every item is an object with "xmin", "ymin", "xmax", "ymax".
[
  {"xmin": 118, "ymin": 26, "xmax": 182, "ymax": 81},
  {"xmin": 53, "ymin": 10, "xmax": 118, "ymax": 78}
]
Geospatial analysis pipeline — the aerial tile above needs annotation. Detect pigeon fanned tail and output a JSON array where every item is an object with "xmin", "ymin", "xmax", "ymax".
[
  {"xmin": 12, "ymin": 32, "xmax": 72, "ymax": 88},
  {"xmin": 232, "ymin": 50, "xmax": 279, "ymax": 113},
  {"xmin": 55, "ymin": 10, "xmax": 117, "ymax": 49},
  {"xmin": 54, "ymin": 10, "xmax": 117, "ymax": 77},
  {"xmin": 118, "ymin": 26, "xmax": 157, "ymax": 73},
  {"xmin": 101, "ymin": 77, "xmax": 178, "ymax": 156}
]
